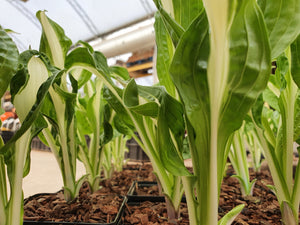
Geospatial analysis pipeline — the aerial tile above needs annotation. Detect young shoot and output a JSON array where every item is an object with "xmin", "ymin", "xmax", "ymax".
[{"xmin": 229, "ymin": 127, "xmax": 256, "ymax": 197}]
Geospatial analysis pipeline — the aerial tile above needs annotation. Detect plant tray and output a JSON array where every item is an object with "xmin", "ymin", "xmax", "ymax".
[{"xmin": 23, "ymin": 192, "xmax": 127, "ymax": 225}]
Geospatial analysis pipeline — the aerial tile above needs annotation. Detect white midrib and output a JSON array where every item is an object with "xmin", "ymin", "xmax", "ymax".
[{"xmin": 203, "ymin": 0, "xmax": 230, "ymax": 224}]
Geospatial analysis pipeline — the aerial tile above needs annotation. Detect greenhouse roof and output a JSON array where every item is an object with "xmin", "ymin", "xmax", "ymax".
[{"xmin": 0, "ymin": 0, "xmax": 157, "ymax": 53}]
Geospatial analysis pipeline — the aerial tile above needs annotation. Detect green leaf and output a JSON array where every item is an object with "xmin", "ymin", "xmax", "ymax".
[
  {"xmin": 103, "ymin": 87, "xmax": 135, "ymax": 131},
  {"xmin": 291, "ymin": 34, "xmax": 300, "ymax": 88},
  {"xmin": 0, "ymin": 54, "xmax": 58, "ymax": 155},
  {"xmin": 0, "ymin": 27, "xmax": 19, "ymax": 97},
  {"xmin": 137, "ymin": 85, "xmax": 164, "ymax": 101},
  {"xmin": 65, "ymin": 47, "xmax": 96, "ymax": 69},
  {"xmin": 169, "ymin": 10, "xmax": 210, "ymax": 130},
  {"xmin": 172, "ymin": 0, "xmax": 203, "ymax": 29},
  {"xmin": 129, "ymin": 102, "xmax": 159, "ymax": 118},
  {"xmin": 294, "ymin": 95, "xmax": 300, "ymax": 141},
  {"xmin": 153, "ymin": 0, "xmax": 184, "ymax": 46},
  {"xmin": 154, "ymin": 13, "xmax": 176, "ymax": 97},
  {"xmin": 110, "ymin": 66, "xmax": 130, "ymax": 81},
  {"xmin": 76, "ymin": 107, "xmax": 93, "ymax": 134},
  {"xmin": 263, "ymin": 88, "xmax": 280, "ymax": 111},
  {"xmin": 170, "ymin": 12, "xmax": 211, "ymax": 223},
  {"xmin": 93, "ymin": 51, "xmax": 111, "ymax": 75},
  {"xmin": 258, "ymin": 0, "xmax": 300, "ymax": 59},
  {"xmin": 157, "ymin": 96, "xmax": 190, "ymax": 176},
  {"xmin": 75, "ymin": 40, "xmax": 94, "ymax": 53},
  {"xmin": 219, "ymin": 0, "xmax": 271, "ymax": 142},
  {"xmin": 138, "ymin": 85, "xmax": 185, "ymax": 140},
  {"xmin": 154, "ymin": 0, "xmax": 203, "ymax": 97},
  {"xmin": 52, "ymin": 83, "xmax": 77, "ymax": 127},
  {"xmin": 266, "ymin": 184, "xmax": 277, "ymax": 195},
  {"xmin": 73, "ymin": 175, "xmax": 88, "ymax": 200},
  {"xmin": 70, "ymin": 68, "xmax": 92, "ymax": 89},
  {"xmin": 274, "ymin": 54, "xmax": 289, "ymax": 91},
  {"xmin": 163, "ymin": 94, "xmax": 185, "ymax": 138},
  {"xmin": 100, "ymin": 121, "xmax": 113, "ymax": 146},
  {"xmin": 251, "ymin": 94, "xmax": 265, "ymax": 127},
  {"xmin": 37, "ymin": 10, "xmax": 72, "ymax": 68},
  {"xmin": 123, "ymin": 79, "xmax": 139, "ymax": 107},
  {"xmin": 113, "ymin": 115, "xmax": 134, "ymax": 136},
  {"xmin": 218, "ymin": 204, "xmax": 245, "ymax": 225},
  {"xmin": 12, "ymin": 53, "xmax": 48, "ymax": 121}
]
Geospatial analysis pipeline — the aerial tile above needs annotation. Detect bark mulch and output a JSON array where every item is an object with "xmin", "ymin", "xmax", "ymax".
[{"xmin": 24, "ymin": 162, "xmax": 300, "ymax": 224}]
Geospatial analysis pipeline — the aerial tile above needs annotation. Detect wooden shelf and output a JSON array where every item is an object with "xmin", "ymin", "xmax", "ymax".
[
  {"xmin": 127, "ymin": 61, "xmax": 153, "ymax": 72},
  {"xmin": 114, "ymin": 48, "xmax": 154, "ymax": 78}
]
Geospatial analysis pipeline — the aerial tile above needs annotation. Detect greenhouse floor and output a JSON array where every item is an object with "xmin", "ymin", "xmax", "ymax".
[{"xmin": 23, "ymin": 150, "xmax": 86, "ymax": 198}]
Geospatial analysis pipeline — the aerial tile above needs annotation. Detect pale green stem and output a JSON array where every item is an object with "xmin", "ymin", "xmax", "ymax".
[
  {"xmin": 49, "ymin": 88, "xmax": 76, "ymax": 201},
  {"xmin": 7, "ymin": 130, "xmax": 30, "ymax": 225},
  {"xmin": 281, "ymin": 202, "xmax": 297, "ymax": 225},
  {"xmin": 250, "ymin": 131, "xmax": 262, "ymax": 172},
  {"xmin": 237, "ymin": 131, "xmax": 249, "ymax": 183},
  {"xmin": 77, "ymin": 133, "xmax": 94, "ymax": 188},
  {"xmin": 114, "ymin": 136, "xmax": 125, "ymax": 171},
  {"xmin": 91, "ymin": 83, "xmax": 102, "ymax": 177},
  {"xmin": 291, "ymin": 162, "xmax": 300, "ymax": 223},
  {"xmin": 281, "ymin": 48, "xmax": 299, "ymax": 225},
  {"xmin": 171, "ymin": 176, "xmax": 184, "ymax": 217},
  {"xmin": 230, "ymin": 130, "xmax": 251, "ymax": 195},
  {"xmin": 0, "ymin": 155, "xmax": 7, "ymax": 225},
  {"xmin": 281, "ymin": 85, "xmax": 296, "ymax": 195},
  {"xmin": 89, "ymin": 134, "xmax": 99, "ymax": 179},
  {"xmin": 58, "ymin": 124, "xmax": 75, "ymax": 200},
  {"xmin": 251, "ymin": 113, "xmax": 289, "ymax": 205},
  {"xmin": 182, "ymin": 176, "xmax": 198, "ymax": 225},
  {"xmin": 208, "ymin": 119, "xmax": 219, "ymax": 225},
  {"xmin": 202, "ymin": 0, "xmax": 230, "ymax": 223},
  {"xmin": 131, "ymin": 118, "xmax": 174, "ymax": 200},
  {"xmin": 69, "ymin": 120, "xmax": 77, "ymax": 177}
]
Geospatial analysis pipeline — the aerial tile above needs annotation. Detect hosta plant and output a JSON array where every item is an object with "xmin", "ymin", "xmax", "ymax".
[
  {"xmin": 63, "ymin": 45, "xmax": 188, "ymax": 222},
  {"xmin": 76, "ymin": 77, "xmax": 114, "ymax": 191},
  {"xmin": 228, "ymin": 126, "xmax": 256, "ymax": 197},
  {"xmin": 0, "ymin": 27, "xmax": 55, "ymax": 225},
  {"xmin": 33, "ymin": 11, "xmax": 93, "ymax": 201},
  {"xmin": 0, "ymin": 37, "xmax": 58, "ymax": 225},
  {"xmin": 251, "ymin": 40, "xmax": 300, "ymax": 225},
  {"xmin": 153, "ymin": 0, "xmax": 271, "ymax": 224},
  {"xmin": 249, "ymin": 0, "xmax": 300, "ymax": 223}
]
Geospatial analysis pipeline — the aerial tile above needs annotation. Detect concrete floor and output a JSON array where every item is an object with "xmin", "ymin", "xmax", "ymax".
[{"xmin": 22, "ymin": 150, "xmax": 86, "ymax": 198}]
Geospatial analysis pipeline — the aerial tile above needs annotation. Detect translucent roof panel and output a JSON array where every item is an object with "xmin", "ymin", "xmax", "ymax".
[{"xmin": 0, "ymin": 0, "xmax": 157, "ymax": 52}]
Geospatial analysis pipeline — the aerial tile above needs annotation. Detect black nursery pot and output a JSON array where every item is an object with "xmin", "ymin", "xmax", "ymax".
[
  {"xmin": 127, "ymin": 181, "xmax": 164, "ymax": 202},
  {"xmin": 23, "ymin": 192, "xmax": 127, "ymax": 225},
  {"xmin": 127, "ymin": 181, "xmax": 187, "ymax": 203},
  {"xmin": 23, "ymin": 219, "xmax": 123, "ymax": 225}
]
